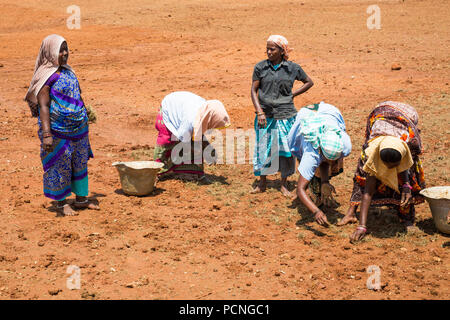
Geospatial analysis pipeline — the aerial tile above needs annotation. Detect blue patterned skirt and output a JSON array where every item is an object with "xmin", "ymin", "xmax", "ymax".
[
  {"xmin": 40, "ymin": 131, "xmax": 93, "ymax": 201},
  {"xmin": 253, "ymin": 116, "xmax": 296, "ymax": 177}
]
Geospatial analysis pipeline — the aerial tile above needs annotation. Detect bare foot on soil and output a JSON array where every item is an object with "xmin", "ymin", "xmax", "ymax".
[
  {"xmin": 250, "ymin": 185, "xmax": 266, "ymax": 194},
  {"xmin": 404, "ymin": 222, "xmax": 420, "ymax": 234},
  {"xmin": 73, "ymin": 201, "xmax": 100, "ymax": 210},
  {"xmin": 337, "ymin": 214, "xmax": 358, "ymax": 226},
  {"xmin": 56, "ymin": 204, "xmax": 78, "ymax": 217},
  {"xmin": 280, "ymin": 185, "xmax": 294, "ymax": 199}
]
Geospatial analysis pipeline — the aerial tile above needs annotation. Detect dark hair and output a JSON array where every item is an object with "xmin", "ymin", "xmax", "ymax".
[{"xmin": 380, "ymin": 148, "xmax": 402, "ymax": 163}]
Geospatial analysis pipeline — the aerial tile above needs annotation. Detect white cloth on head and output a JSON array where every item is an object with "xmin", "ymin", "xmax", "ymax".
[{"xmin": 161, "ymin": 91, "xmax": 206, "ymax": 143}]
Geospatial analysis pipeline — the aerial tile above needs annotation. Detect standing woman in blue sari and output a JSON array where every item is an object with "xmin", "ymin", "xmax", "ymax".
[
  {"xmin": 25, "ymin": 34, "xmax": 99, "ymax": 216},
  {"xmin": 251, "ymin": 35, "xmax": 314, "ymax": 197}
]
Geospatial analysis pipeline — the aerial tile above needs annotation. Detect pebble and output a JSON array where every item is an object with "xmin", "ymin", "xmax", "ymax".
[
  {"xmin": 433, "ymin": 257, "xmax": 442, "ymax": 263},
  {"xmin": 391, "ymin": 63, "xmax": 402, "ymax": 70},
  {"xmin": 48, "ymin": 289, "xmax": 61, "ymax": 296}
]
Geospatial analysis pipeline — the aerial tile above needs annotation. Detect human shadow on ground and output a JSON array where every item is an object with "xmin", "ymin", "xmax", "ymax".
[
  {"xmin": 416, "ymin": 218, "xmax": 450, "ymax": 237},
  {"xmin": 114, "ymin": 187, "xmax": 165, "ymax": 197},
  {"xmin": 158, "ymin": 173, "xmax": 229, "ymax": 185},
  {"xmin": 292, "ymin": 200, "xmax": 344, "ymax": 238},
  {"xmin": 343, "ymin": 206, "xmax": 424, "ymax": 239},
  {"xmin": 251, "ymin": 178, "xmax": 296, "ymax": 194}
]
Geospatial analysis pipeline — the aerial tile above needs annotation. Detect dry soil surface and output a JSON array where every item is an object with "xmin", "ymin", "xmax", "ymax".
[{"xmin": 0, "ymin": 0, "xmax": 449, "ymax": 300}]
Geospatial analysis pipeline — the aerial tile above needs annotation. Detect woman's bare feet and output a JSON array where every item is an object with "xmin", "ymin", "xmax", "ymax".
[
  {"xmin": 337, "ymin": 214, "xmax": 358, "ymax": 226},
  {"xmin": 74, "ymin": 202, "xmax": 100, "ymax": 210},
  {"xmin": 404, "ymin": 221, "xmax": 420, "ymax": 234},
  {"xmin": 56, "ymin": 203, "xmax": 77, "ymax": 217},
  {"xmin": 73, "ymin": 197, "xmax": 100, "ymax": 210},
  {"xmin": 337, "ymin": 205, "xmax": 358, "ymax": 226},
  {"xmin": 250, "ymin": 184, "xmax": 266, "ymax": 194},
  {"xmin": 280, "ymin": 185, "xmax": 294, "ymax": 198},
  {"xmin": 280, "ymin": 177, "xmax": 294, "ymax": 198},
  {"xmin": 250, "ymin": 177, "xmax": 266, "ymax": 194}
]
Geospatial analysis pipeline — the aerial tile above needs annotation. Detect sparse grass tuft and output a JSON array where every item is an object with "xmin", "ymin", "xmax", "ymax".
[
  {"xmin": 131, "ymin": 148, "xmax": 154, "ymax": 160},
  {"xmin": 311, "ymin": 239, "xmax": 321, "ymax": 247},
  {"xmin": 297, "ymin": 232, "xmax": 306, "ymax": 240}
]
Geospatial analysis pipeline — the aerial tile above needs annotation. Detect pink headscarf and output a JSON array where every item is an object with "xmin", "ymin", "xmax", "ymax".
[
  {"xmin": 267, "ymin": 35, "xmax": 291, "ymax": 60},
  {"xmin": 193, "ymin": 100, "xmax": 231, "ymax": 141},
  {"xmin": 24, "ymin": 34, "xmax": 73, "ymax": 115}
]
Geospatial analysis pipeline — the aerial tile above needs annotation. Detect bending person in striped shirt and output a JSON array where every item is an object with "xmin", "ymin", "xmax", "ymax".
[{"xmin": 287, "ymin": 102, "xmax": 352, "ymax": 226}]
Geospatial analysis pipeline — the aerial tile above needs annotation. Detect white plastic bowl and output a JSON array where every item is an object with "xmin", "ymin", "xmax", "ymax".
[{"xmin": 420, "ymin": 186, "xmax": 450, "ymax": 234}]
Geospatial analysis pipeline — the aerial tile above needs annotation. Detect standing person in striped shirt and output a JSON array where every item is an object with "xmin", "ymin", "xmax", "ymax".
[{"xmin": 251, "ymin": 35, "xmax": 314, "ymax": 197}]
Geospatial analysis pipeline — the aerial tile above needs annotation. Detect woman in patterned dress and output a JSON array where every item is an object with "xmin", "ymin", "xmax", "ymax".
[
  {"xmin": 338, "ymin": 101, "xmax": 426, "ymax": 242},
  {"xmin": 25, "ymin": 34, "xmax": 99, "ymax": 216}
]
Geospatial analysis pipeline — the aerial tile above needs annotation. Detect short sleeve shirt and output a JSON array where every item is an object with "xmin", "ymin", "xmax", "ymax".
[
  {"xmin": 252, "ymin": 59, "xmax": 308, "ymax": 120},
  {"xmin": 287, "ymin": 102, "xmax": 352, "ymax": 181}
]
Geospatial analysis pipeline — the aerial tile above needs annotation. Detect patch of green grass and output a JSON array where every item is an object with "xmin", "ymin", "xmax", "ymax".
[
  {"xmin": 413, "ymin": 238, "xmax": 429, "ymax": 247},
  {"xmin": 374, "ymin": 242, "xmax": 384, "ymax": 248},
  {"xmin": 360, "ymin": 236, "xmax": 372, "ymax": 243},
  {"xmin": 252, "ymin": 209, "xmax": 261, "ymax": 217},
  {"xmin": 339, "ymin": 232, "xmax": 349, "ymax": 239},
  {"xmin": 311, "ymin": 239, "xmax": 321, "ymax": 247},
  {"xmin": 184, "ymin": 181, "xmax": 200, "ymax": 190},
  {"xmin": 131, "ymin": 148, "xmax": 154, "ymax": 160},
  {"xmin": 269, "ymin": 215, "xmax": 281, "ymax": 225}
]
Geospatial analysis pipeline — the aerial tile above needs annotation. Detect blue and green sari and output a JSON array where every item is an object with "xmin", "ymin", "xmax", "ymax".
[{"xmin": 39, "ymin": 68, "xmax": 93, "ymax": 201}]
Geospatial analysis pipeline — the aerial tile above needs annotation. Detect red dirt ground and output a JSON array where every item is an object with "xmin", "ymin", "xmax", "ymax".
[{"xmin": 0, "ymin": 0, "xmax": 448, "ymax": 300}]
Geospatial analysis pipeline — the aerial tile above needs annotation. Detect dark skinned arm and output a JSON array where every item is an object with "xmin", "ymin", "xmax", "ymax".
[
  {"xmin": 319, "ymin": 160, "xmax": 338, "ymax": 206},
  {"xmin": 292, "ymin": 75, "xmax": 314, "ymax": 97},
  {"xmin": 296, "ymin": 174, "xmax": 329, "ymax": 226},
  {"xmin": 399, "ymin": 170, "xmax": 412, "ymax": 206},
  {"xmin": 350, "ymin": 175, "xmax": 377, "ymax": 242},
  {"xmin": 37, "ymin": 85, "xmax": 53, "ymax": 152},
  {"xmin": 319, "ymin": 161, "xmax": 330, "ymax": 183},
  {"xmin": 251, "ymin": 80, "xmax": 266, "ymax": 128}
]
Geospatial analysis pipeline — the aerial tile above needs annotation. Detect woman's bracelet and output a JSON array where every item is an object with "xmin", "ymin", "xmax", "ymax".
[
  {"xmin": 402, "ymin": 183, "xmax": 412, "ymax": 190},
  {"xmin": 312, "ymin": 208, "xmax": 321, "ymax": 215},
  {"xmin": 356, "ymin": 225, "xmax": 367, "ymax": 232}
]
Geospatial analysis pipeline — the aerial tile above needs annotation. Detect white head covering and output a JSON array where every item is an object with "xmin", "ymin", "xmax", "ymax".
[{"xmin": 267, "ymin": 35, "xmax": 291, "ymax": 60}]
